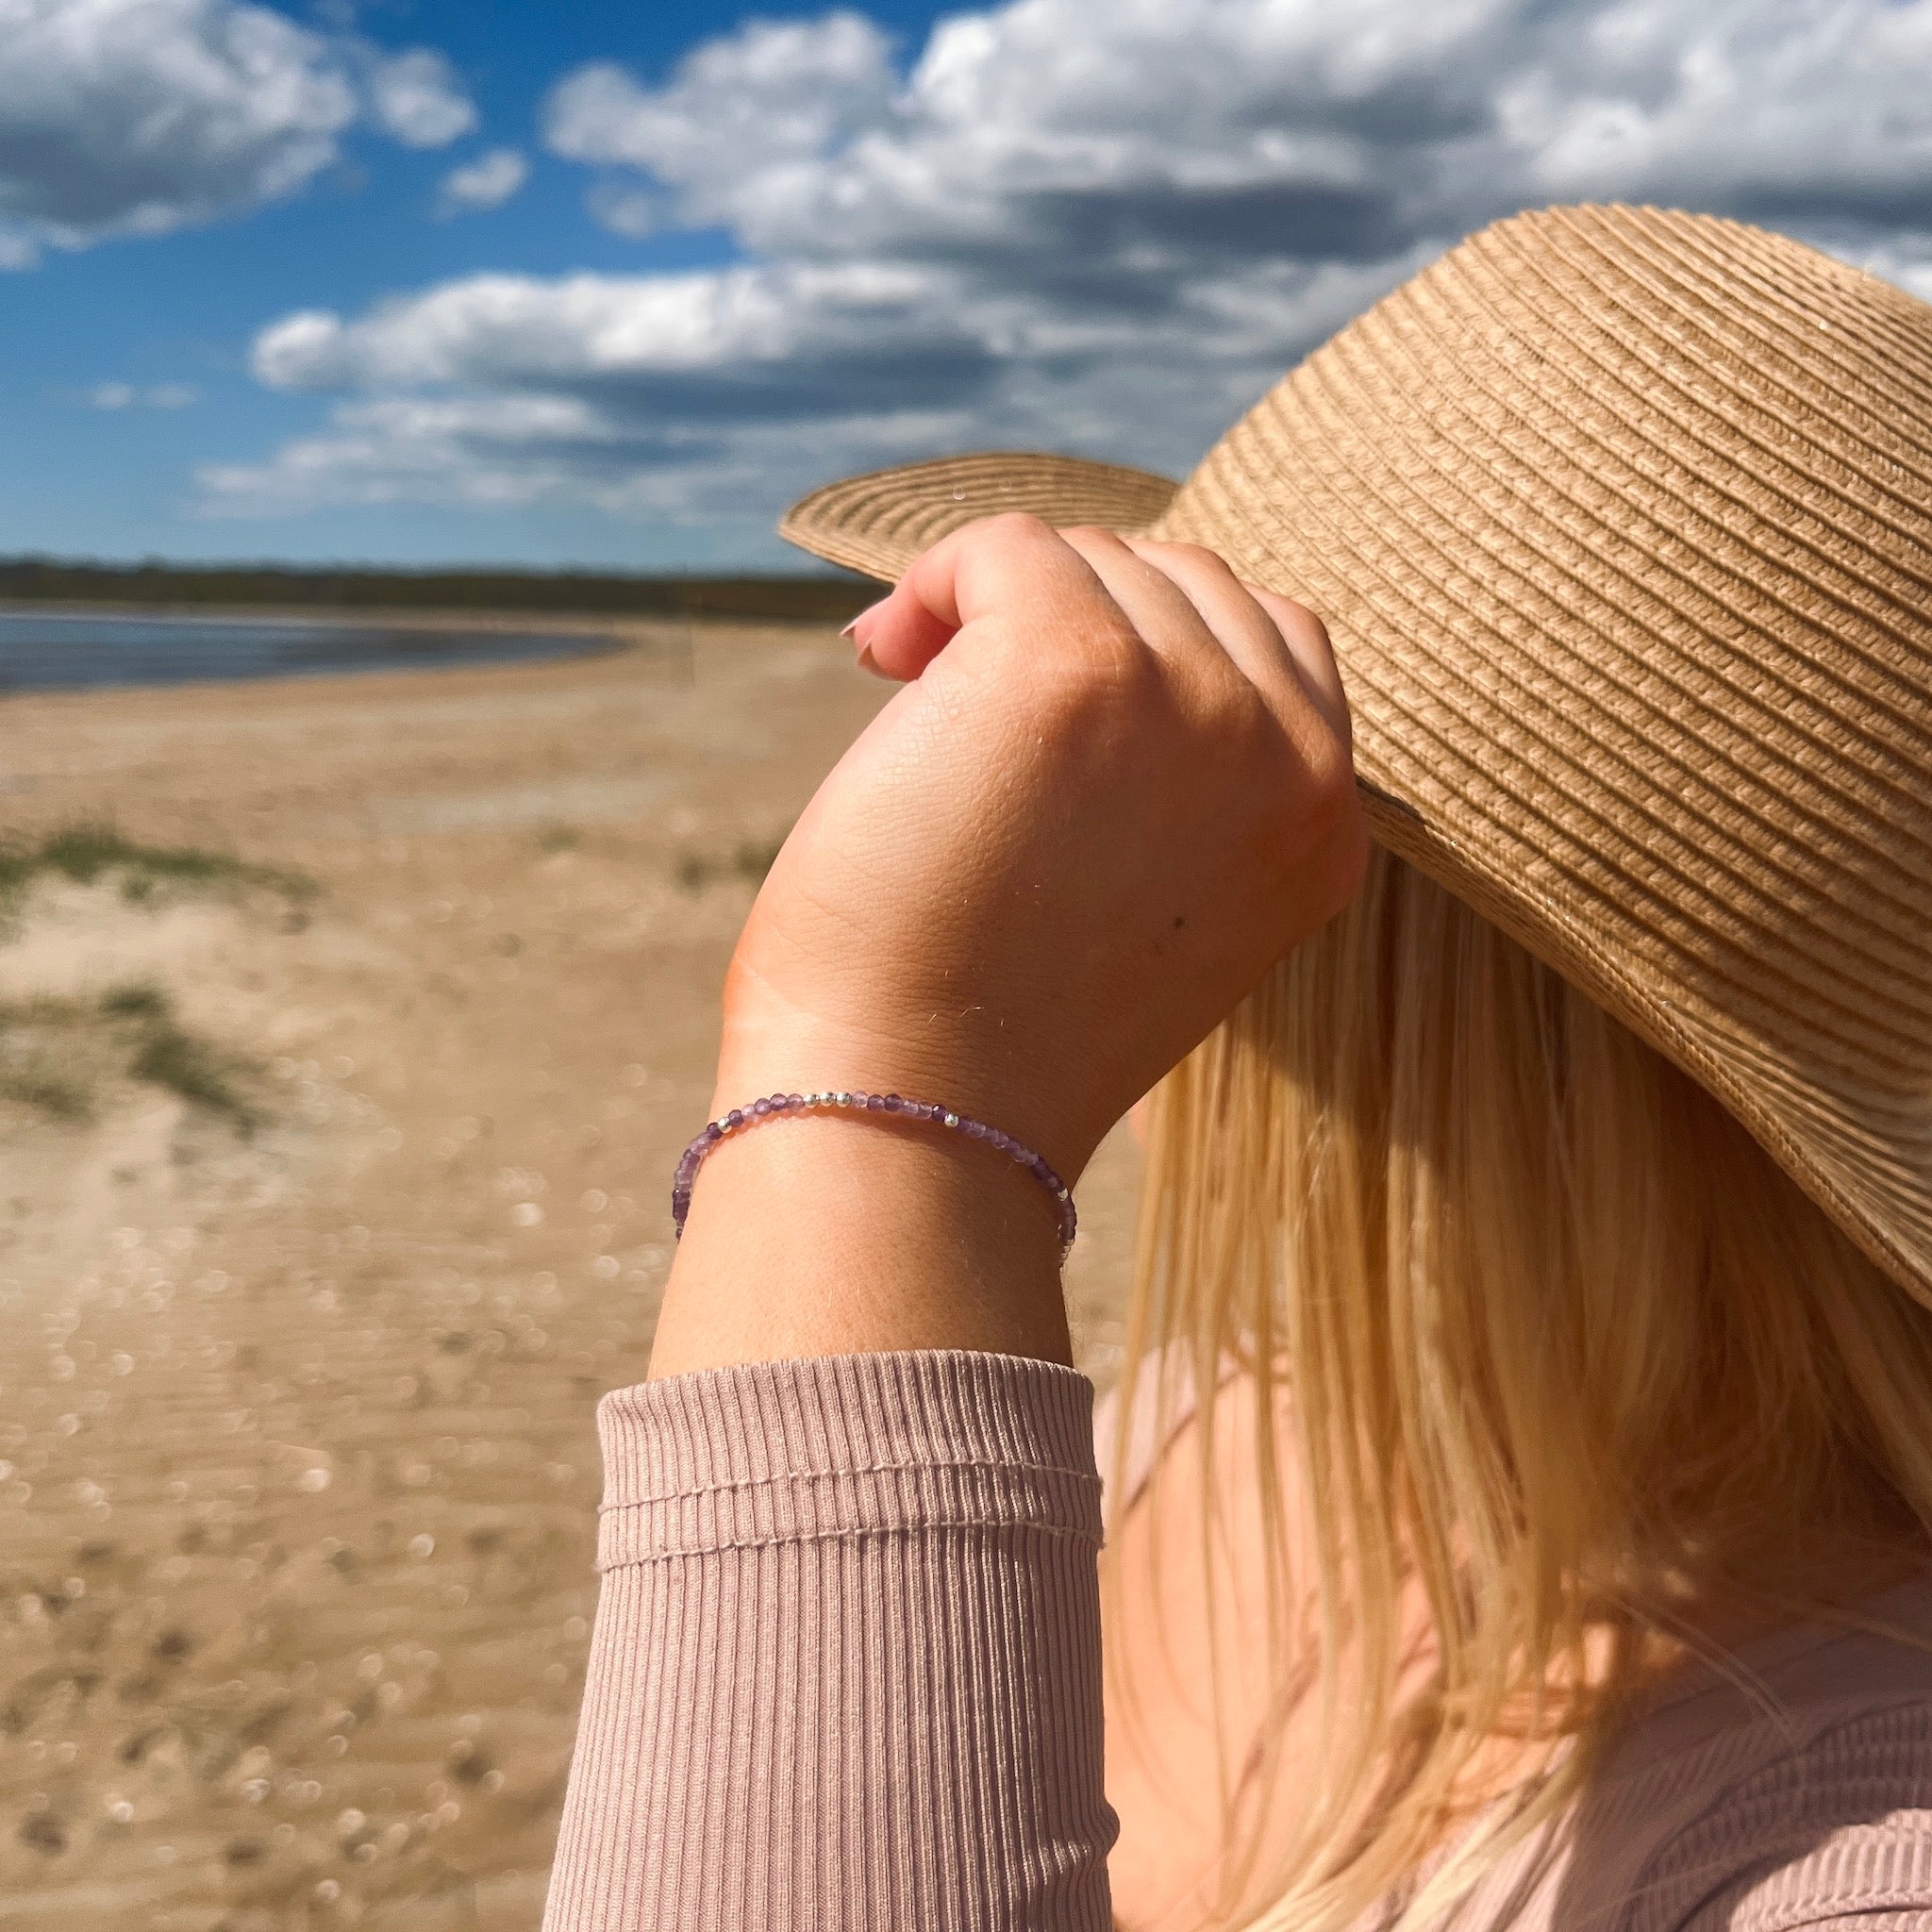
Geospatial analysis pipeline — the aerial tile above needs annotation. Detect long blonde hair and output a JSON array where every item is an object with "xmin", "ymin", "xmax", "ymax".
[{"xmin": 1107, "ymin": 845, "xmax": 1932, "ymax": 1931}]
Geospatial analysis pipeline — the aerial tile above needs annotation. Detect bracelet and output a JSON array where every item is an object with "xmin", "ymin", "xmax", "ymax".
[{"xmin": 672, "ymin": 1091, "xmax": 1077, "ymax": 1257}]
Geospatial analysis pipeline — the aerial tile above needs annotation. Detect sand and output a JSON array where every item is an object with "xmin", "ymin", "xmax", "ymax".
[{"xmin": 0, "ymin": 623, "xmax": 1141, "ymax": 1929}]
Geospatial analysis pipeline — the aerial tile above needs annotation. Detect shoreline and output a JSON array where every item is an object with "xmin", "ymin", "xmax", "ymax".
[
  {"xmin": 0, "ymin": 602, "xmax": 675, "ymax": 702},
  {"xmin": 0, "ymin": 597, "xmax": 806, "ymax": 632}
]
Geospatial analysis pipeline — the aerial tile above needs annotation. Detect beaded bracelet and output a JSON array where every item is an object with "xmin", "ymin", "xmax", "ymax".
[{"xmin": 672, "ymin": 1090, "xmax": 1077, "ymax": 1257}]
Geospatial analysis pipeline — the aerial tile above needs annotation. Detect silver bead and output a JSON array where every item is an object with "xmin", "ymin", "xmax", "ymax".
[
  {"xmin": 941, "ymin": 1110, "xmax": 959, "ymax": 1128},
  {"xmin": 834, "ymin": 1091, "xmax": 852, "ymax": 1108}
]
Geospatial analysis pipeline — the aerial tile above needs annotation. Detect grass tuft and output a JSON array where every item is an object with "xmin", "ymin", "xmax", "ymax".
[
  {"xmin": 128, "ymin": 1017, "xmax": 255, "ymax": 1128},
  {"xmin": 0, "ymin": 981, "xmax": 258, "ymax": 1131},
  {"xmin": 675, "ymin": 835, "xmax": 787, "ymax": 894},
  {"xmin": 98, "ymin": 982, "xmax": 168, "ymax": 1021},
  {"xmin": 0, "ymin": 823, "xmax": 313, "ymax": 924}
]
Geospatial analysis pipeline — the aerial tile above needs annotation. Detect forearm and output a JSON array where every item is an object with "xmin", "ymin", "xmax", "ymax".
[
  {"xmin": 541, "ymin": 1351, "xmax": 1117, "ymax": 1932},
  {"xmin": 541, "ymin": 519, "xmax": 1362, "ymax": 1927}
]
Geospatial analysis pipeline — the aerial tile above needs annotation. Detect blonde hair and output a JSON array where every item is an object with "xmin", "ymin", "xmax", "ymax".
[{"xmin": 1106, "ymin": 845, "xmax": 1932, "ymax": 1932}]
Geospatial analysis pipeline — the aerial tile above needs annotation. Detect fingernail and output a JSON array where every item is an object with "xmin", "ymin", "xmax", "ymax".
[
  {"xmin": 841, "ymin": 594, "xmax": 889, "ymax": 643},
  {"xmin": 855, "ymin": 641, "xmax": 888, "ymax": 678}
]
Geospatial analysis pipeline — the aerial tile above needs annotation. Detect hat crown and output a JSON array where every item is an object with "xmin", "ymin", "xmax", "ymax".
[{"xmin": 782, "ymin": 205, "xmax": 1932, "ymax": 1305}]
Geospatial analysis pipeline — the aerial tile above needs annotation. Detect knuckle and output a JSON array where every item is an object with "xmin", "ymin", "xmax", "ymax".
[
  {"xmin": 1164, "ymin": 540, "xmax": 1230, "ymax": 575},
  {"xmin": 1048, "ymin": 624, "xmax": 1162, "ymax": 723},
  {"xmin": 1254, "ymin": 704, "xmax": 1358, "ymax": 830},
  {"xmin": 1057, "ymin": 522, "xmax": 1128, "ymax": 553},
  {"xmin": 1273, "ymin": 593, "xmax": 1329, "ymax": 648},
  {"xmin": 1303, "ymin": 754, "xmax": 1371, "ymax": 897},
  {"xmin": 981, "ymin": 509, "xmax": 1054, "ymax": 545},
  {"xmin": 1302, "ymin": 732, "xmax": 1358, "ymax": 826}
]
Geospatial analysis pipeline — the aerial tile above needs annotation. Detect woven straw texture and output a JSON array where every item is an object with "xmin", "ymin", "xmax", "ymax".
[
  {"xmin": 781, "ymin": 452, "xmax": 1177, "ymax": 580},
  {"xmin": 778, "ymin": 205, "xmax": 1932, "ymax": 1310}
]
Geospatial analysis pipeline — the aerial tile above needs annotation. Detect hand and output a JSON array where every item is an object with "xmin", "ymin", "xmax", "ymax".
[
  {"xmin": 650, "ymin": 515, "xmax": 1366, "ymax": 1377},
  {"xmin": 714, "ymin": 514, "xmax": 1368, "ymax": 1179}
]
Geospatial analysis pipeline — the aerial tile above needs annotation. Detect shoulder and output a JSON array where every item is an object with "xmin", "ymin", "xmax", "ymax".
[
  {"xmin": 1609, "ymin": 1700, "xmax": 1932, "ymax": 1932},
  {"xmin": 1530, "ymin": 1574, "xmax": 1932, "ymax": 1932}
]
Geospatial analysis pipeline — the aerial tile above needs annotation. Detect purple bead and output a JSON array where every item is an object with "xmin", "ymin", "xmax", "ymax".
[{"xmin": 675, "ymin": 1091, "xmax": 1077, "ymax": 1258}]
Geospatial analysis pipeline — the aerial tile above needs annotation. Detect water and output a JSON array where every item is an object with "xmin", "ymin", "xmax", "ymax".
[{"xmin": 0, "ymin": 609, "xmax": 618, "ymax": 693}]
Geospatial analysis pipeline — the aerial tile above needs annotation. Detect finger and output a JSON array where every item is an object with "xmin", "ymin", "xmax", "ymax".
[
  {"xmin": 848, "ymin": 514, "xmax": 1115, "ymax": 682},
  {"xmin": 1247, "ymin": 586, "xmax": 1351, "ymax": 750},
  {"xmin": 1051, "ymin": 526, "xmax": 1245, "ymax": 697},
  {"xmin": 1113, "ymin": 537, "xmax": 1310, "ymax": 713}
]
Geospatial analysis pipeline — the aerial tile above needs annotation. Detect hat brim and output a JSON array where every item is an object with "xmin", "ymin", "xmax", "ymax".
[
  {"xmin": 779, "ymin": 452, "xmax": 1180, "ymax": 583},
  {"xmin": 777, "ymin": 207, "xmax": 1932, "ymax": 1315}
]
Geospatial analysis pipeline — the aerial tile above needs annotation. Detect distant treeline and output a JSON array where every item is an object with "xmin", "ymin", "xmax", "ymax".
[{"xmin": 0, "ymin": 556, "xmax": 877, "ymax": 623}]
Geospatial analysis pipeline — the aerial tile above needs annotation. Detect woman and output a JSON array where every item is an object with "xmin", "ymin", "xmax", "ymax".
[{"xmin": 541, "ymin": 206, "xmax": 1932, "ymax": 1929}]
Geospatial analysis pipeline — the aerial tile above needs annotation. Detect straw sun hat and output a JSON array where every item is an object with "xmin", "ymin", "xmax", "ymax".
[{"xmin": 779, "ymin": 204, "xmax": 1932, "ymax": 1311}]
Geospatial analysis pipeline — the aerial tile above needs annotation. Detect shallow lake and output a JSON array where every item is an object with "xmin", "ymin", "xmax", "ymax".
[{"xmin": 0, "ymin": 608, "xmax": 618, "ymax": 693}]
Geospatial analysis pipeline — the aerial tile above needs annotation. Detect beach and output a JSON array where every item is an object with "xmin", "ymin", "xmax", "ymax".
[{"xmin": 0, "ymin": 621, "xmax": 1141, "ymax": 1928}]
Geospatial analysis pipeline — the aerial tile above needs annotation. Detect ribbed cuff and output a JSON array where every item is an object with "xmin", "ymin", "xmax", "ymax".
[{"xmin": 595, "ymin": 1351, "xmax": 1103, "ymax": 1566}]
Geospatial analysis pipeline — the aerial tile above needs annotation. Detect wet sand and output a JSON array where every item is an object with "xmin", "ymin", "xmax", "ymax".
[{"xmin": 0, "ymin": 624, "xmax": 1141, "ymax": 1927}]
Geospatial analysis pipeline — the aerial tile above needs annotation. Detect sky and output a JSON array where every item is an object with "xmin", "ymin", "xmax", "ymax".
[{"xmin": 4, "ymin": 0, "xmax": 1932, "ymax": 573}]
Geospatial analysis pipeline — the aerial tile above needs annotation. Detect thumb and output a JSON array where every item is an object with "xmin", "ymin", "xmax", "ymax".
[
  {"xmin": 847, "ymin": 579, "xmax": 958, "ymax": 682},
  {"xmin": 846, "ymin": 514, "xmax": 1106, "ymax": 682}
]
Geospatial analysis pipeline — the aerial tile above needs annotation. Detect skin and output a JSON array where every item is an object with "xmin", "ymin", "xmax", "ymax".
[
  {"xmin": 647, "ymin": 514, "xmax": 1368, "ymax": 1379},
  {"xmin": 641, "ymin": 512, "xmax": 1931, "ymax": 1920}
]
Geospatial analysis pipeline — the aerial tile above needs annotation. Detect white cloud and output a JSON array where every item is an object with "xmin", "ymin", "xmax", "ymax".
[
  {"xmin": 251, "ymin": 260, "xmax": 980, "ymax": 393},
  {"xmin": 212, "ymin": 0, "xmax": 1932, "ymax": 551},
  {"xmin": 88, "ymin": 378, "xmax": 198, "ymax": 408},
  {"xmin": 436, "ymin": 147, "xmax": 528, "ymax": 216},
  {"xmin": 0, "ymin": 0, "xmax": 355, "ymax": 260},
  {"xmin": 367, "ymin": 47, "xmax": 475, "ymax": 150},
  {"xmin": 0, "ymin": 0, "xmax": 476, "ymax": 262},
  {"xmin": 542, "ymin": 14, "xmax": 896, "ymax": 238}
]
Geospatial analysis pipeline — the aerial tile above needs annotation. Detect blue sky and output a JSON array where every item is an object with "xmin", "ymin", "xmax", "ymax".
[
  {"xmin": 2, "ymin": 0, "xmax": 955, "ymax": 569},
  {"xmin": 5, "ymin": 0, "xmax": 1931, "ymax": 572}
]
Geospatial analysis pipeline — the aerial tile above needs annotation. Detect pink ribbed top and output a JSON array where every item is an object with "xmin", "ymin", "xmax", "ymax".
[{"xmin": 541, "ymin": 1352, "xmax": 1932, "ymax": 1930}]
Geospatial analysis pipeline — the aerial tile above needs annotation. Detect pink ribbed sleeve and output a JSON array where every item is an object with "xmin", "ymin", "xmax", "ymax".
[{"xmin": 540, "ymin": 1350, "xmax": 1117, "ymax": 1931}]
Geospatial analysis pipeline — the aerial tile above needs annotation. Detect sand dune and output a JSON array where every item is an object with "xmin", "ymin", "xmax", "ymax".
[{"xmin": 0, "ymin": 624, "xmax": 1140, "ymax": 1928}]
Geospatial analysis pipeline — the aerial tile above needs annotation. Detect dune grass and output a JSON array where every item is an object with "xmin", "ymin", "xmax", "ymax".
[
  {"xmin": 675, "ymin": 836, "xmax": 786, "ymax": 893},
  {"xmin": 0, "ymin": 823, "xmax": 312, "ymax": 922},
  {"xmin": 0, "ymin": 982, "xmax": 258, "ymax": 1130}
]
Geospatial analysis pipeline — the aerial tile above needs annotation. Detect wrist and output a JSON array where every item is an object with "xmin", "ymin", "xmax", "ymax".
[
  {"xmin": 712, "ymin": 991, "xmax": 1099, "ymax": 1182},
  {"xmin": 675, "ymin": 1090, "xmax": 1076, "ymax": 1254},
  {"xmin": 647, "ymin": 1093, "xmax": 1072, "ymax": 1381}
]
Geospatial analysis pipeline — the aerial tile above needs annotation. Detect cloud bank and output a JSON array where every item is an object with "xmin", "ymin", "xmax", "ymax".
[
  {"xmin": 212, "ymin": 0, "xmax": 1932, "ymax": 553},
  {"xmin": 0, "ymin": 0, "xmax": 476, "ymax": 264}
]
